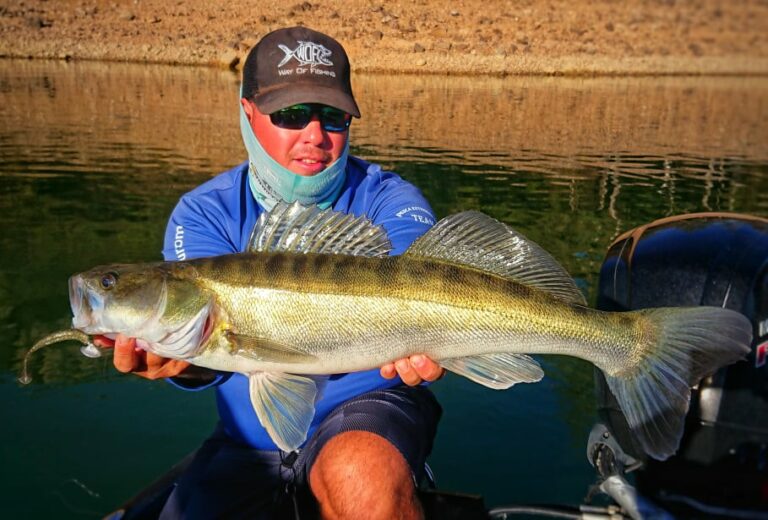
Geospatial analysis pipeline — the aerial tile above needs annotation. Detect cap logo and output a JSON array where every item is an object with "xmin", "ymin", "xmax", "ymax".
[{"xmin": 277, "ymin": 41, "xmax": 333, "ymax": 68}]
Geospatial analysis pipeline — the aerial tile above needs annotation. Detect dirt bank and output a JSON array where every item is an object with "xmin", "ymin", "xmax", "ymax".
[{"xmin": 2, "ymin": 0, "xmax": 768, "ymax": 75}]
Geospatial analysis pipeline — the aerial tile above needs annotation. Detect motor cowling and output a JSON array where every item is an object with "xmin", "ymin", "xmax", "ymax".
[{"xmin": 595, "ymin": 212, "xmax": 768, "ymax": 513}]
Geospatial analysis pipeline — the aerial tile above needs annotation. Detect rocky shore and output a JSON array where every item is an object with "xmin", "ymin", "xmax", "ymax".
[{"xmin": 2, "ymin": 0, "xmax": 768, "ymax": 75}]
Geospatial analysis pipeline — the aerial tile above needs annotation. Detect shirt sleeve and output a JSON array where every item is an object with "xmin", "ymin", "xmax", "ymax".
[
  {"xmin": 162, "ymin": 194, "xmax": 240, "ymax": 262},
  {"xmin": 363, "ymin": 167, "xmax": 437, "ymax": 256}
]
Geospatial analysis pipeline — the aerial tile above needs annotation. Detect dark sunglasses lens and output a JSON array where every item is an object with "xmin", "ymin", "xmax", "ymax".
[
  {"xmin": 319, "ymin": 107, "xmax": 350, "ymax": 132},
  {"xmin": 270, "ymin": 106, "xmax": 312, "ymax": 129},
  {"xmin": 270, "ymin": 105, "xmax": 350, "ymax": 132}
]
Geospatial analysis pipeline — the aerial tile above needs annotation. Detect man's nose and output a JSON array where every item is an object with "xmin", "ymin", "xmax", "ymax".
[{"xmin": 300, "ymin": 116, "xmax": 326, "ymax": 145}]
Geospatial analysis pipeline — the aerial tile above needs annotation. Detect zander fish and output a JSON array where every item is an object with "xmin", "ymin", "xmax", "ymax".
[{"xmin": 26, "ymin": 203, "xmax": 752, "ymax": 458}]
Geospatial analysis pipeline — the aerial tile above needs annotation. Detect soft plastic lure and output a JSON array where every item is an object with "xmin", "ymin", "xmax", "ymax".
[{"xmin": 18, "ymin": 329, "xmax": 101, "ymax": 384}]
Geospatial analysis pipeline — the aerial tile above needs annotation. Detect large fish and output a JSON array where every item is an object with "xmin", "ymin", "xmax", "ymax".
[{"xmin": 27, "ymin": 203, "xmax": 752, "ymax": 458}]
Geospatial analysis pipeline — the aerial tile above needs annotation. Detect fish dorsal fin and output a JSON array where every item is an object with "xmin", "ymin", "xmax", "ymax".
[
  {"xmin": 405, "ymin": 211, "xmax": 586, "ymax": 305},
  {"xmin": 248, "ymin": 201, "xmax": 392, "ymax": 257},
  {"xmin": 248, "ymin": 372, "xmax": 328, "ymax": 452}
]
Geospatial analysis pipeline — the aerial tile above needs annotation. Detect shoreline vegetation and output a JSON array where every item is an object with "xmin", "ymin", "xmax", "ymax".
[{"xmin": 1, "ymin": 0, "xmax": 767, "ymax": 76}]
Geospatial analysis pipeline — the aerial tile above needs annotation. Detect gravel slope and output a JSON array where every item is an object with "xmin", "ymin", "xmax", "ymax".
[{"xmin": 2, "ymin": 0, "xmax": 768, "ymax": 75}]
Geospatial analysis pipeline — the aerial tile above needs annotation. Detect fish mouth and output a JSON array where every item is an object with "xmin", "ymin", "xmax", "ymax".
[
  {"xmin": 69, "ymin": 274, "xmax": 108, "ymax": 333},
  {"xmin": 69, "ymin": 275, "xmax": 95, "ymax": 331}
]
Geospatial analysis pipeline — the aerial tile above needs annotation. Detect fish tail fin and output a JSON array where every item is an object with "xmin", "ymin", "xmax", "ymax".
[{"xmin": 604, "ymin": 307, "xmax": 751, "ymax": 461}]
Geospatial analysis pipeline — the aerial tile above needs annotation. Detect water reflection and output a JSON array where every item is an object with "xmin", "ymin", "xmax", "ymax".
[{"xmin": 0, "ymin": 59, "xmax": 766, "ymax": 515}]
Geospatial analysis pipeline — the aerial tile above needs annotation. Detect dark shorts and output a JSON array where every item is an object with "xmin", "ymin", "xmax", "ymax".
[{"xmin": 158, "ymin": 385, "xmax": 441, "ymax": 519}]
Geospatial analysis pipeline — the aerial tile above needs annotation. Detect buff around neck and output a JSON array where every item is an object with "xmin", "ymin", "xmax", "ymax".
[{"xmin": 239, "ymin": 96, "xmax": 348, "ymax": 211}]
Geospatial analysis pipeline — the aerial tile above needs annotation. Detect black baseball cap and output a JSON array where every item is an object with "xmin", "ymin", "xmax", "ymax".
[{"xmin": 241, "ymin": 26, "xmax": 360, "ymax": 118}]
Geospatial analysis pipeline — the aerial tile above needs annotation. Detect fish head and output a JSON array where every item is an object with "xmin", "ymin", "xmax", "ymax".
[{"xmin": 69, "ymin": 262, "xmax": 214, "ymax": 359}]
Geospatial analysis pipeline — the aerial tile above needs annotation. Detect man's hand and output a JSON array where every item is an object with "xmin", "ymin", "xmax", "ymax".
[
  {"xmin": 93, "ymin": 334, "xmax": 191, "ymax": 380},
  {"xmin": 380, "ymin": 355, "xmax": 444, "ymax": 386}
]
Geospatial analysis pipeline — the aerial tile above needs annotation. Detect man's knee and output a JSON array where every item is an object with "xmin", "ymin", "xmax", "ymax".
[{"xmin": 308, "ymin": 430, "xmax": 423, "ymax": 520}]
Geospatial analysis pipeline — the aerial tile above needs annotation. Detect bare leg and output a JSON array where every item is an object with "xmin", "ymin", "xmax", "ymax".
[{"xmin": 309, "ymin": 430, "xmax": 423, "ymax": 520}]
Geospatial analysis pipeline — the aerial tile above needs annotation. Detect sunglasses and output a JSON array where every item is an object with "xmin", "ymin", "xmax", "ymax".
[{"xmin": 269, "ymin": 104, "xmax": 351, "ymax": 133}]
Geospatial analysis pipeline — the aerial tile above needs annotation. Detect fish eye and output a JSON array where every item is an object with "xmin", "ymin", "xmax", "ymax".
[{"xmin": 100, "ymin": 272, "xmax": 118, "ymax": 290}]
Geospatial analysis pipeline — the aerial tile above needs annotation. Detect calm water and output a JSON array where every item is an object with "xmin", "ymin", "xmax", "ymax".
[{"xmin": 1, "ymin": 60, "xmax": 767, "ymax": 517}]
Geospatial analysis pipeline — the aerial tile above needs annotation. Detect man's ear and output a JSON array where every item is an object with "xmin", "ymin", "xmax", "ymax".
[{"xmin": 240, "ymin": 98, "xmax": 256, "ymax": 120}]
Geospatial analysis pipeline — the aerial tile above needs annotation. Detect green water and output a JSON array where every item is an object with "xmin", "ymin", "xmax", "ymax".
[{"xmin": 0, "ymin": 60, "xmax": 766, "ymax": 517}]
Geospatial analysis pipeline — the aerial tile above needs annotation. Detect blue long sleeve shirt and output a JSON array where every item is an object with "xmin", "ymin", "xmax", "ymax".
[{"xmin": 162, "ymin": 157, "xmax": 435, "ymax": 449}]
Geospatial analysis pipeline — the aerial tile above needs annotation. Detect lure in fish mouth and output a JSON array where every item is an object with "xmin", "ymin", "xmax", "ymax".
[{"xmin": 21, "ymin": 202, "xmax": 753, "ymax": 461}]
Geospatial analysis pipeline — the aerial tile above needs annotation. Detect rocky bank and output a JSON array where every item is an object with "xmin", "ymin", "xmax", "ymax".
[{"xmin": 1, "ymin": 0, "xmax": 768, "ymax": 75}]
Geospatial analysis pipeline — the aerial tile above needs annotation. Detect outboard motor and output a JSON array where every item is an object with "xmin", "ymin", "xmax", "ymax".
[{"xmin": 593, "ymin": 212, "xmax": 768, "ymax": 517}]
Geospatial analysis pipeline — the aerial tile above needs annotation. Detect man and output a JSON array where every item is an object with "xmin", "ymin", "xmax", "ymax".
[{"xmin": 98, "ymin": 27, "xmax": 444, "ymax": 519}]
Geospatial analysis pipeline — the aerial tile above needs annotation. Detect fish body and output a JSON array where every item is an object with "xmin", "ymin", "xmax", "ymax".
[
  {"xmin": 65, "ymin": 203, "xmax": 752, "ymax": 457},
  {"xmin": 130, "ymin": 252, "xmax": 639, "ymax": 376}
]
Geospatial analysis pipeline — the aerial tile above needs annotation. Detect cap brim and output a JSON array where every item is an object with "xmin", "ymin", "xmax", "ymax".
[{"xmin": 253, "ymin": 84, "xmax": 361, "ymax": 118}]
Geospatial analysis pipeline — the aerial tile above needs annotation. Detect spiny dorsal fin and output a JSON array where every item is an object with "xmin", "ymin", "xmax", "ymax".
[
  {"xmin": 405, "ymin": 211, "xmax": 586, "ymax": 305},
  {"xmin": 248, "ymin": 201, "xmax": 392, "ymax": 257}
]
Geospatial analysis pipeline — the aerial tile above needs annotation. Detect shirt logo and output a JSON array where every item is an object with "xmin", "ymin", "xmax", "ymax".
[
  {"xmin": 395, "ymin": 206, "xmax": 435, "ymax": 226},
  {"xmin": 278, "ymin": 41, "xmax": 333, "ymax": 68},
  {"xmin": 174, "ymin": 225, "xmax": 186, "ymax": 260}
]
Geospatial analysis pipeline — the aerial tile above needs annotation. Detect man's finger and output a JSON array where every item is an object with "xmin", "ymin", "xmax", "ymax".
[
  {"xmin": 410, "ymin": 355, "xmax": 444, "ymax": 382},
  {"xmin": 379, "ymin": 363, "xmax": 397, "ymax": 380},
  {"xmin": 113, "ymin": 335, "xmax": 140, "ymax": 373},
  {"xmin": 145, "ymin": 352, "xmax": 166, "ymax": 373},
  {"xmin": 162, "ymin": 360, "xmax": 191, "ymax": 378},
  {"xmin": 395, "ymin": 358, "xmax": 420, "ymax": 386},
  {"xmin": 141, "ymin": 359, "xmax": 191, "ymax": 380}
]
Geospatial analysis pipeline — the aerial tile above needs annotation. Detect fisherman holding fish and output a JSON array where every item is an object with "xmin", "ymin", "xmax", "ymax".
[
  {"xmin": 22, "ymin": 21, "xmax": 755, "ymax": 520},
  {"xmin": 96, "ymin": 27, "xmax": 444, "ymax": 519}
]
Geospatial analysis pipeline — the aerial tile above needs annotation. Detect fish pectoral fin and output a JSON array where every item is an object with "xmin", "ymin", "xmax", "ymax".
[
  {"xmin": 247, "ymin": 372, "xmax": 329, "ymax": 452},
  {"xmin": 441, "ymin": 353, "xmax": 544, "ymax": 389},
  {"xmin": 227, "ymin": 332, "xmax": 317, "ymax": 363}
]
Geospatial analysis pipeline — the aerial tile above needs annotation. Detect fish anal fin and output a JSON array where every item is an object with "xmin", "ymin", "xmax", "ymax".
[
  {"xmin": 442, "ymin": 353, "xmax": 544, "ymax": 389},
  {"xmin": 226, "ymin": 332, "xmax": 317, "ymax": 364},
  {"xmin": 247, "ymin": 372, "xmax": 328, "ymax": 452}
]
